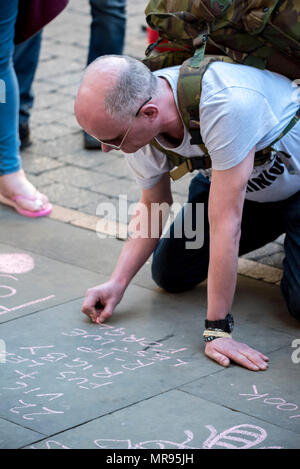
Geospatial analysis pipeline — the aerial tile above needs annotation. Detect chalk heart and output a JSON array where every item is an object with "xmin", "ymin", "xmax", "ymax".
[{"xmin": 0, "ymin": 253, "xmax": 35, "ymax": 274}]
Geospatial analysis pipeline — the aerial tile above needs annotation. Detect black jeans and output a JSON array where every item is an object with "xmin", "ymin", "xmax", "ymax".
[{"xmin": 152, "ymin": 173, "xmax": 300, "ymax": 320}]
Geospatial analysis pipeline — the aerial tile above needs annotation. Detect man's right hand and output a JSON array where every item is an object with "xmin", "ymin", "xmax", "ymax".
[
  {"xmin": 81, "ymin": 280, "xmax": 125, "ymax": 324},
  {"xmin": 205, "ymin": 337, "xmax": 269, "ymax": 371}
]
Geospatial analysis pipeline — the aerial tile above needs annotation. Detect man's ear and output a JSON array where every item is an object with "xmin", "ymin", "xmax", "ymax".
[{"xmin": 141, "ymin": 104, "xmax": 159, "ymax": 120}]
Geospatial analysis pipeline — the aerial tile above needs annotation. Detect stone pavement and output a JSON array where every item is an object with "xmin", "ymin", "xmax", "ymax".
[
  {"xmin": 0, "ymin": 0, "xmax": 299, "ymax": 451},
  {"xmin": 0, "ymin": 208, "xmax": 300, "ymax": 450}
]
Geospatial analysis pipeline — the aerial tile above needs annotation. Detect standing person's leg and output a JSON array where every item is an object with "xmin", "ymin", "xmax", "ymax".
[
  {"xmin": 280, "ymin": 190, "xmax": 300, "ymax": 320},
  {"xmin": 0, "ymin": 1, "xmax": 51, "ymax": 217},
  {"xmin": 152, "ymin": 173, "xmax": 286, "ymax": 293},
  {"xmin": 0, "ymin": 0, "xmax": 21, "ymax": 176},
  {"xmin": 13, "ymin": 30, "xmax": 43, "ymax": 149},
  {"xmin": 88, "ymin": 0, "xmax": 126, "ymax": 64},
  {"xmin": 84, "ymin": 0, "xmax": 127, "ymax": 149}
]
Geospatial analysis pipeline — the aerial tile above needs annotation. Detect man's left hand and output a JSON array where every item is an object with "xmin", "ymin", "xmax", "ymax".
[{"xmin": 205, "ymin": 337, "xmax": 269, "ymax": 371}]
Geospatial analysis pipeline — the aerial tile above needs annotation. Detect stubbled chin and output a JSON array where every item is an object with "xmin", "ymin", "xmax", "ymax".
[
  {"xmin": 122, "ymin": 146, "xmax": 141, "ymax": 154},
  {"xmin": 122, "ymin": 138, "xmax": 155, "ymax": 154}
]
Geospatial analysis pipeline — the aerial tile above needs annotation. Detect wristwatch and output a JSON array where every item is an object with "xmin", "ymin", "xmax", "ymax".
[
  {"xmin": 205, "ymin": 313, "xmax": 234, "ymax": 333},
  {"xmin": 203, "ymin": 313, "xmax": 234, "ymax": 343}
]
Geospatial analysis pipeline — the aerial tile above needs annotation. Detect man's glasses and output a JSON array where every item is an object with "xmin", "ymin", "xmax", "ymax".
[{"xmin": 96, "ymin": 96, "xmax": 152, "ymax": 150}]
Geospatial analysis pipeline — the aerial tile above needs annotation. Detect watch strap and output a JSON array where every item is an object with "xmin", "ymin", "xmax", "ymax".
[{"xmin": 205, "ymin": 313, "xmax": 233, "ymax": 333}]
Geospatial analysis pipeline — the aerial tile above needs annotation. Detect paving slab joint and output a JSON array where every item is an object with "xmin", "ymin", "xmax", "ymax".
[{"xmin": 50, "ymin": 204, "xmax": 283, "ymax": 285}]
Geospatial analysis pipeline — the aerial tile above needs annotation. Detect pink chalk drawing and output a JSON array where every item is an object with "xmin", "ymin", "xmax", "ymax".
[
  {"xmin": 0, "ymin": 252, "xmax": 55, "ymax": 316},
  {"xmin": 203, "ymin": 424, "xmax": 268, "ymax": 449},
  {"xmin": 30, "ymin": 440, "xmax": 71, "ymax": 449},
  {"xmin": 92, "ymin": 425, "xmax": 283, "ymax": 450},
  {"xmin": 239, "ymin": 385, "xmax": 300, "ymax": 420},
  {"xmin": 0, "ymin": 253, "xmax": 34, "ymax": 274},
  {"xmin": 30, "ymin": 426, "xmax": 284, "ymax": 449}
]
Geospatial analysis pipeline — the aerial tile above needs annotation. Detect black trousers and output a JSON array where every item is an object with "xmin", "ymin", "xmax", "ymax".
[{"xmin": 152, "ymin": 173, "xmax": 300, "ymax": 320}]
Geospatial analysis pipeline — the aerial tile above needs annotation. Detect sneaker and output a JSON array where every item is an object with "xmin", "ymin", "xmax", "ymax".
[
  {"xmin": 83, "ymin": 131, "xmax": 102, "ymax": 150},
  {"xmin": 19, "ymin": 122, "xmax": 32, "ymax": 150}
]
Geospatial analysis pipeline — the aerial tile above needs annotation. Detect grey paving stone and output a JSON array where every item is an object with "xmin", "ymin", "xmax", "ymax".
[
  {"xmin": 67, "ymin": 0, "xmax": 90, "ymax": 16},
  {"xmin": 46, "ymin": 166, "xmax": 114, "ymax": 188},
  {"xmin": 0, "ymin": 418, "xmax": 43, "ymax": 449},
  {"xmin": 24, "ymin": 134, "xmax": 83, "ymax": 159},
  {"xmin": 91, "ymin": 178, "xmax": 141, "ymax": 203},
  {"xmin": 32, "ymin": 80, "xmax": 58, "ymax": 95},
  {"xmin": 92, "ymin": 152, "xmax": 125, "ymax": 170},
  {"xmin": 275, "ymin": 234, "xmax": 286, "ymax": 246},
  {"xmin": 119, "ymin": 282, "xmax": 296, "ymax": 360},
  {"xmin": 242, "ymin": 242, "xmax": 283, "ymax": 262},
  {"xmin": 24, "ymin": 173, "xmax": 55, "ymax": 191},
  {"xmin": 33, "ymin": 91, "xmax": 71, "ymax": 111},
  {"xmin": 256, "ymin": 251, "xmax": 285, "ymax": 269},
  {"xmin": 45, "ymin": 71, "xmax": 83, "ymax": 88},
  {"xmin": 0, "ymin": 242, "xmax": 106, "ymax": 323},
  {"xmin": 0, "ymin": 211, "xmax": 124, "ymax": 281},
  {"xmin": 49, "ymin": 43, "xmax": 85, "ymax": 63},
  {"xmin": 233, "ymin": 276, "xmax": 300, "ymax": 335},
  {"xmin": 55, "ymin": 95, "xmax": 82, "ymax": 114},
  {"xmin": 180, "ymin": 347, "xmax": 300, "ymax": 435},
  {"xmin": 37, "ymin": 48, "xmax": 57, "ymax": 63},
  {"xmin": 35, "ymin": 58, "xmax": 82, "ymax": 81},
  {"xmin": 30, "ymin": 107, "xmax": 70, "ymax": 126},
  {"xmin": 33, "ymin": 123, "xmax": 76, "ymax": 142},
  {"xmin": 28, "ymin": 132, "xmax": 82, "ymax": 158},
  {"xmin": 94, "ymin": 156, "xmax": 136, "ymax": 179},
  {"xmin": 0, "ymin": 296, "xmax": 218, "ymax": 435},
  {"xmin": 59, "ymin": 82, "xmax": 82, "ymax": 99},
  {"xmin": 27, "ymin": 390, "xmax": 300, "ymax": 449},
  {"xmin": 0, "ymin": 207, "xmax": 157, "ymax": 288},
  {"xmin": 22, "ymin": 155, "xmax": 65, "ymax": 175},
  {"xmin": 81, "ymin": 193, "xmax": 143, "ymax": 224},
  {"xmin": 54, "ymin": 112, "xmax": 81, "ymax": 132},
  {"xmin": 57, "ymin": 150, "xmax": 104, "ymax": 169},
  {"xmin": 40, "ymin": 182, "xmax": 102, "ymax": 209},
  {"xmin": 0, "ymin": 209, "xmax": 294, "ymax": 306},
  {"xmin": 79, "ymin": 198, "xmax": 118, "ymax": 218}
]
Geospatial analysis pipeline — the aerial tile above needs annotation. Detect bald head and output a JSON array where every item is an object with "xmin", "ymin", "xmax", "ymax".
[{"xmin": 74, "ymin": 55, "xmax": 159, "ymax": 139}]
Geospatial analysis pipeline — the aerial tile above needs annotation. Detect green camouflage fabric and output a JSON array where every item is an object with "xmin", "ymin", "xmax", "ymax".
[
  {"xmin": 143, "ymin": 0, "xmax": 300, "ymax": 180},
  {"xmin": 144, "ymin": 0, "xmax": 300, "ymax": 79}
]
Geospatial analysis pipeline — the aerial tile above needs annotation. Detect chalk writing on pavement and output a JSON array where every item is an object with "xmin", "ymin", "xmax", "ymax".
[
  {"xmin": 1, "ymin": 323, "xmax": 189, "ymax": 423},
  {"xmin": 240, "ymin": 385, "xmax": 300, "ymax": 420},
  {"xmin": 30, "ymin": 425, "xmax": 283, "ymax": 449}
]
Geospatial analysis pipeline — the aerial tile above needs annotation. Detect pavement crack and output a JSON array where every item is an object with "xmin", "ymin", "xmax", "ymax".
[{"xmin": 142, "ymin": 333, "xmax": 174, "ymax": 351}]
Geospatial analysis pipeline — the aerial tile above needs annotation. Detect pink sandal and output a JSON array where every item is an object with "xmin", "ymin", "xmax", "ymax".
[{"xmin": 0, "ymin": 191, "xmax": 52, "ymax": 218}]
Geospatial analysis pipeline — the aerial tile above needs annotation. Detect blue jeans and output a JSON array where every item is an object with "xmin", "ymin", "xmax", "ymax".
[
  {"xmin": 13, "ymin": 30, "xmax": 42, "ymax": 125},
  {"xmin": 87, "ymin": 0, "xmax": 127, "ymax": 65},
  {"xmin": 152, "ymin": 173, "xmax": 300, "ymax": 320},
  {"xmin": 0, "ymin": 0, "xmax": 21, "ymax": 176}
]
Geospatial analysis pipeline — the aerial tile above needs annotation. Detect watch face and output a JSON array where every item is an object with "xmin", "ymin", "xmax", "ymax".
[{"xmin": 227, "ymin": 314, "xmax": 234, "ymax": 332}]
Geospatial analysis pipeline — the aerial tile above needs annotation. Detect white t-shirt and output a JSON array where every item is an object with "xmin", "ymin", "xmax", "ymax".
[{"xmin": 125, "ymin": 62, "xmax": 300, "ymax": 202}]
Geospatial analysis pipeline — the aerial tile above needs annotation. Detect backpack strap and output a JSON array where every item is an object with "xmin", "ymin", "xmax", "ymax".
[
  {"xmin": 150, "ymin": 52, "xmax": 240, "ymax": 180},
  {"xmin": 150, "ymin": 48, "xmax": 300, "ymax": 181},
  {"xmin": 268, "ymin": 106, "xmax": 300, "ymax": 149},
  {"xmin": 150, "ymin": 139, "xmax": 212, "ymax": 181},
  {"xmin": 177, "ymin": 52, "xmax": 235, "ymax": 147},
  {"xmin": 254, "ymin": 106, "xmax": 300, "ymax": 175},
  {"xmin": 162, "ymin": 52, "xmax": 232, "ymax": 180}
]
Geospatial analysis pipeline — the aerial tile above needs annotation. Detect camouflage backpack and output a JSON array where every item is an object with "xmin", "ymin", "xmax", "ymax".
[{"xmin": 143, "ymin": 0, "xmax": 300, "ymax": 180}]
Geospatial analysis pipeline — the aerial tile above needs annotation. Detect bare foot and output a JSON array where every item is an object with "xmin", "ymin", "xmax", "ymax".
[{"xmin": 0, "ymin": 170, "xmax": 51, "ymax": 213}]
